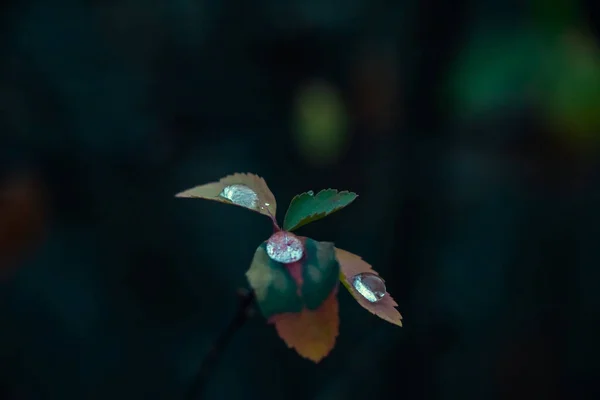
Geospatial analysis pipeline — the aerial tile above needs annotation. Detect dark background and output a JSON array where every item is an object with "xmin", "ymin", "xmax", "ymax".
[{"xmin": 2, "ymin": 0, "xmax": 600, "ymax": 399}]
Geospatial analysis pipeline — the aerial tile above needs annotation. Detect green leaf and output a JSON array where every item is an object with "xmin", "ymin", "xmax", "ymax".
[
  {"xmin": 283, "ymin": 189, "xmax": 358, "ymax": 231},
  {"xmin": 246, "ymin": 243, "xmax": 303, "ymax": 318},
  {"xmin": 301, "ymin": 239, "xmax": 340, "ymax": 310}
]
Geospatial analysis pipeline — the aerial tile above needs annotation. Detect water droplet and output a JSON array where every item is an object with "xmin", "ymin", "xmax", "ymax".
[
  {"xmin": 351, "ymin": 272, "xmax": 386, "ymax": 303},
  {"xmin": 307, "ymin": 190, "xmax": 314, "ymax": 196},
  {"xmin": 266, "ymin": 231, "xmax": 304, "ymax": 264},
  {"xmin": 219, "ymin": 184, "xmax": 258, "ymax": 209}
]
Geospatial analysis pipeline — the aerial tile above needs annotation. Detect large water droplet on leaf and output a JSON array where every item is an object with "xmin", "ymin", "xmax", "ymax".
[
  {"xmin": 266, "ymin": 231, "xmax": 304, "ymax": 264},
  {"xmin": 351, "ymin": 272, "xmax": 386, "ymax": 303},
  {"xmin": 219, "ymin": 184, "xmax": 259, "ymax": 209}
]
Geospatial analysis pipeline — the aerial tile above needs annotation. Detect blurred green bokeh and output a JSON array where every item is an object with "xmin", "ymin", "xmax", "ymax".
[{"xmin": 293, "ymin": 80, "xmax": 348, "ymax": 166}]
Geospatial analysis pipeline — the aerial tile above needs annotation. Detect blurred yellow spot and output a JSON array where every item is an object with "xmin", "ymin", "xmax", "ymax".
[
  {"xmin": 542, "ymin": 32, "xmax": 600, "ymax": 152},
  {"xmin": 293, "ymin": 80, "xmax": 348, "ymax": 166}
]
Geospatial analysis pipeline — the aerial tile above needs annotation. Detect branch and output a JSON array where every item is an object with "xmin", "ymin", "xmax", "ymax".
[{"xmin": 187, "ymin": 289, "xmax": 256, "ymax": 399}]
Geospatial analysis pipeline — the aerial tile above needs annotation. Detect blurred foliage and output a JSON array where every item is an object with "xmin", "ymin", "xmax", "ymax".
[
  {"xmin": 1, "ymin": 0, "xmax": 599, "ymax": 399},
  {"xmin": 450, "ymin": 2, "xmax": 600, "ymax": 153},
  {"xmin": 541, "ymin": 32, "xmax": 600, "ymax": 150},
  {"xmin": 293, "ymin": 80, "xmax": 348, "ymax": 166},
  {"xmin": 0, "ymin": 172, "xmax": 46, "ymax": 273}
]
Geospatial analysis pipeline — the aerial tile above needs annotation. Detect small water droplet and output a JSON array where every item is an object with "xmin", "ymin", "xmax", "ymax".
[
  {"xmin": 219, "ymin": 184, "xmax": 258, "ymax": 209},
  {"xmin": 307, "ymin": 190, "xmax": 314, "ymax": 196},
  {"xmin": 351, "ymin": 272, "xmax": 386, "ymax": 303},
  {"xmin": 266, "ymin": 231, "xmax": 304, "ymax": 263}
]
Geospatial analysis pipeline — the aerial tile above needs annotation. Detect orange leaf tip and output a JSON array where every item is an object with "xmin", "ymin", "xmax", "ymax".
[
  {"xmin": 269, "ymin": 292, "xmax": 340, "ymax": 363},
  {"xmin": 335, "ymin": 248, "xmax": 403, "ymax": 327}
]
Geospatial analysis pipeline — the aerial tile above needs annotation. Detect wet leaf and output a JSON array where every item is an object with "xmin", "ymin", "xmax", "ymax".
[
  {"xmin": 175, "ymin": 173, "xmax": 276, "ymax": 218},
  {"xmin": 246, "ymin": 243, "xmax": 303, "ymax": 318},
  {"xmin": 251, "ymin": 233, "xmax": 340, "ymax": 317},
  {"xmin": 336, "ymin": 248, "xmax": 402, "ymax": 327},
  {"xmin": 270, "ymin": 291, "xmax": 339, "ymax": 363},
  {"xmin": 283, "ymin": 189, "xmax": 357, "ymax": 231},
  {"xmin": 301, "ymin": 238, "xmax": 340, "ymax": 310},
  {"xmin": 266, "ymin": 231, "xmax": 304, "ymax": 264}
]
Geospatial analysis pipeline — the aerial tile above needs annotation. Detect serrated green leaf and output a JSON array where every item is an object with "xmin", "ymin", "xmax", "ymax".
[
  {"xmin": 283, "ymin": 189, "xmax": 357, "ymax": 231},
  {"xmin": 246, "ymin": 243, "xmax": 303, "ymax": 318},
  {"xmin": 301, "ymin": 238, "xmax": 340, "ymax": 310}
]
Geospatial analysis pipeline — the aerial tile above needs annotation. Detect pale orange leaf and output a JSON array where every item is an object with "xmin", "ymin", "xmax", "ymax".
[
  {"xmin": 336, "ymin": 248, "xmax": 403, "ymax": 327},
  {"xmin": 175, "ymin": 173, "xmax": 276, "ymax": 218},
  {"xmin": 269, "ymin": 291, "xmax": 339, "ymax": 363}
]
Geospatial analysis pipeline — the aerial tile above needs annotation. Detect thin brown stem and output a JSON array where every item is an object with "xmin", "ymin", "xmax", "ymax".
[
  {"xmin": 263, "ymin": 207, "xmax": 280, "ymax": 232},
  {"xmin": 187, "ymin": 289, "xmax": 256, "ymax": 399}
]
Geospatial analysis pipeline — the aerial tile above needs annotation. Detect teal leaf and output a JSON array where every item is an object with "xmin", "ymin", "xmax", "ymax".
[
  {"xmin": 283, "ymin": 189, "xmax": 358, "ymax": 231},
  {"xmin": 301, "ymin": 238, "xmax": 340, "ymax": 310},
  {"xmin": 246, "ymin": 243, "xmax": 303, "ymax": 318}
]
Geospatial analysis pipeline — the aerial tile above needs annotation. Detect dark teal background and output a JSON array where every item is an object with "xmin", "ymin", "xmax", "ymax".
[{"xmin": 1, "ymin": 1, "xmax": 600, "ymax": 399}]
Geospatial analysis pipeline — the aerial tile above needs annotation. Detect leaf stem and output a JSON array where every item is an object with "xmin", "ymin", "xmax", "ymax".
[
  {"xmin": 187, "ymin": 289, "xmax": 256, "ymax": 399},
  {"xmin": 271, "ymin": 217, "xmax": 281, "ymax": 232},
  {"xmin": 263, "ymin": 207, "xmax": 280, "ymax": 232}
]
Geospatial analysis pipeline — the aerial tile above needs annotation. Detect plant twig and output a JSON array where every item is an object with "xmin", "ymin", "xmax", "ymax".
[{"xmin": 187, "ymin": 289, "xmax": 256, "ymax": 399}]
